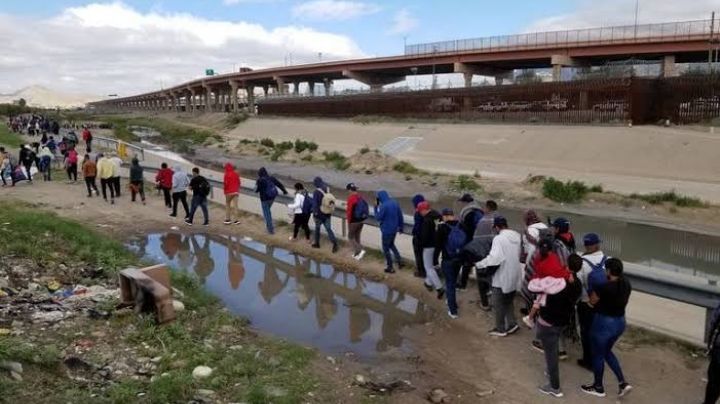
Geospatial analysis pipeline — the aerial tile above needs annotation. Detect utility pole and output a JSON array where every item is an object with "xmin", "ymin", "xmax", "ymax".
[
  {"xmin": 431, "ymin": 45, "xmax": 438, "ymax": 90},
  {"xmin": 710, "ymin": 12, "xmax": 716, "ymax": 74},
  {"xmin": 634, "ymin": 0, "xmax": 640, "ymax": 38}
]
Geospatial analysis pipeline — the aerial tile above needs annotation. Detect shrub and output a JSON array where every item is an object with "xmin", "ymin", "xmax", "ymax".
[
  {"xmin": 276, "ymin": 141, "xmax": 294, "ymax": 151},
  {"xmin": 293, "ymin": 139, "xmax": 319, "ymax": 153},
  {"xmin": 322, "ymin": 151, "xmax": 350, "ymax": 171},
  {"xmin": 542, "ymin": 177, "xmax": 589, "ymax": 203},
  {"xmin": 393, "ymin": 161, "xmax": 420, "ymax": 175},
  {"xmin": 239, "ymin": 138, "xmax": 257, "ymax": 145},
  {"xmin": 359, "ymin": 146, "xmax": 370, "ymax": 154},
  {"xmin": 629, "ymin": 191, "xmax": 706, "ymax": 208},
  {"xmin": 225, "ymin": 112, "xmax": 249, "ymax": 127},
  {"xmin": 270, "ymin": 149, "xmax": 286, "ymax": 161},
  {"xmin": 260, "ymin": 138, "xmax": 275, "ymax": 148},
  {"xmin": 449, "ymin": 175, "xmax": 482, "ymax": 192},
  {"xmin": 589, "ymin": 184, "xmax": 604, "ymax": 193}
]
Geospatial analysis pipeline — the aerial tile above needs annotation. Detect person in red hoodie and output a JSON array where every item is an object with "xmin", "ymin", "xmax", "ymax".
[
  {"xmin": 81, "ymin": 126, "xmax": 93, "ymax": 153},
  {"xmin": 155, "ymin": 163, "xmax": 174, "ymax": 209},
  {"xmin": 345, "ymin": 183, "xmax": 369, "ymax": 260},
  {"xmin": 223, "ymin": 163, "xmax": 241, "ymax": 225}
]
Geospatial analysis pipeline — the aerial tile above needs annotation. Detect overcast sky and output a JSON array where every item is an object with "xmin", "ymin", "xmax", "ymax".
[{"xmin": 0, "ymin": 0, "xmax": 716, "ymax": 97}]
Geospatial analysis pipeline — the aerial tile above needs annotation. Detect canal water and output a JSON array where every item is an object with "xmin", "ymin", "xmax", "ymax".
[{"xmin": 127, "ymin": 233, "xmax": 430, "ymax": 359}]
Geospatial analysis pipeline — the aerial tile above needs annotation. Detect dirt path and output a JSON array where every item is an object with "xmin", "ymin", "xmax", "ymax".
[{"xmin": 0, "ymin": 181, "xmax": 709, "ymax": 403}]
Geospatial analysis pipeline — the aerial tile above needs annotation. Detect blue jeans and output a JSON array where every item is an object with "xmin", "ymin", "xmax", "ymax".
[
  {"xmin": 261, "ymin": 199, "xmax": 274, "ymax": 234},
  {"xmin": 381, "ymin": 233, "xmax": 402, "ymax": 269},
  {"xmin": 441, "ymin": 259, "xmax": 460, "ymax": 315},
  {"xmin": 188, "ymin": 194, "xmax": 208, "ymax": 224},
  {"xmin": 591, "ymin": 313, "xmax": 627, "ymax": 388},
  {"xmin": 313, "ymin": 214, "xmax": 337, "ymax": 245}
]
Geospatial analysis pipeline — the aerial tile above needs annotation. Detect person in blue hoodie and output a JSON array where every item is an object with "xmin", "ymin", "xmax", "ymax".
[
  {"xmin": 374, "ymin": 190, "xmax": 404, "ymax": 273},
  {"xmin": 412, "ymin": 194, "xmax": 426, "ymax": 278},
  {"xmin": 311, "ymin": 176, "xmax": 338, "ymax": 253},
  {"xmin": 254, "ymin": 167, "xmax": 288, "ymax": 234}
]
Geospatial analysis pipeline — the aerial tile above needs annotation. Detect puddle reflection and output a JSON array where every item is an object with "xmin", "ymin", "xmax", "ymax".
[{"xmin": 129, "ymin": 233, "xmax": 430, "ymax": 358}]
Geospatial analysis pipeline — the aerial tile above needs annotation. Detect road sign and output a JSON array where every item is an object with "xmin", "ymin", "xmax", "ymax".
[{"xmin": 205, "ymin": 69, "xmax": 215, "ymax": 76}]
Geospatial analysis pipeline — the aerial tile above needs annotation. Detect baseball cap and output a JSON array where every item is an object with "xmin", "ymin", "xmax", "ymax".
[
  {"xmin": 493, "ymin": 216, "xmax": 508, "ymax": 227},
  {"xmin": 441, "ymin": 208, "xmax": 454, "ymax": 216},
  {"xmin": 552, "ymin": 217, "xmax": 570, "ymax": 228},
  {"xmin": 458, "ymin": 194, "xmax": 474, "ymax": 203},
  {"xmin": 583, "ymin": 233, "xmax": 602, "ymax": 246},
  {"xmin": 346, "ymin": 183, "xmax": 358, "ymax": 191},
  {"xmin": 416, "ymin": 201, "xmax": 430, "ymax": 212}
]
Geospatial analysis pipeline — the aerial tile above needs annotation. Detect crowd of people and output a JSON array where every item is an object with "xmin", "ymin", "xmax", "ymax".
[{"xmin": 4, "ymin": 116, "xmax": 720, "ymax": 402}]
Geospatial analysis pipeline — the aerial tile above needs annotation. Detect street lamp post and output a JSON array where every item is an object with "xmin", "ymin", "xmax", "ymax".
[
  {"xmin": 431, "ymin": 45, "xmax": 438, "ymax": 90},
  {"xmin": 633, "ymin": 0, "xmax": 640, "ymax": 38}
]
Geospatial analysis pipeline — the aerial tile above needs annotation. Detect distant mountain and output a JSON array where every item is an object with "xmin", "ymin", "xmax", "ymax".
[{"xmin": 0, "ymin": 85, "xmax": 98, "ymax": 109}]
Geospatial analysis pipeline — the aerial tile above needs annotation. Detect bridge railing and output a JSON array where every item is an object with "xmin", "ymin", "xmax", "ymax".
[{"xmin": 406, "ymin": 19, "xmax": 714, "ymax": 56}]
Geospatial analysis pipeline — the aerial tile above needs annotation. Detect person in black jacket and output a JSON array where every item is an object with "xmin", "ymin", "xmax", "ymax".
[
  {"xmin": 456, "ymin": 194, "xmax": 483, "ymax": 289},
  {"xmin": 254, "ymin": 167, "xmax": 288, "ymax": 234},
  {"xmin": 417, "ymin": 201, "xmax": 444, "ymax": 298},
  {"xmin": 435, "ymin": 208, "xmax": 465, "ymax": 318},
  {"xmin": 411, "ymin": 194, "xmax": 426, "ymax": 278},
  {"xmin": 704, "ymin": 301, "xmax": 720, "ymax": 404},
  {"xmin": 536, "ymin": 253, "xmax": 582, "ymax": 398},
  {"xmin": 185, "ymin": 167, "xmax": 210, "ymax": 226},
  {"xmin": 311, "ymin": 176, "xmax": 338, "ymax": 253}
]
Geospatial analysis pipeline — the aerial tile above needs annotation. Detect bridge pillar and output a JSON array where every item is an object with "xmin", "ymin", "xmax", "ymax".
[
  {"xmin": 202, "ymin": 85, "xmax": 213, "ymax": 112},
  {"xmin": 229, "ymin": 80, "xmax": 239, "ymax": 113},
  {"xmin": 308, "ymin": 82, "xmax": 315, "ymax": 96},
  {"xmin": 247, "ymin": 85, "xmax": 256, "ymax": 113},
  {"xmin": 293, "ymin": 81, "xmax": 300, "ymax": 95},
  {"xmin": 463, "ymin": 72, "xmax": 473, "ymax": 88},
  {"xmin": 274, "ymin": 77, "xmax": 288, "ymax": 95},
  {"xmin": 323, "ymin": 79, "xmax": 332, "ymax": 96},
  {"xmin": 262, "ymin": 85, "xmax": 269, "ymax": 97},
  {"xmin": 550, "ymin": 55, "xmax": 585, "ymax": 82},
  {"xmin": 342, "ymin": 70, "xmax": 404, "ymax": 93},
  {"xmin": 187, "ymin": 88, "xmax": 196, "ymax": 113},
  {"xmin": 552, "ymin": 64, "xmax": 563, "ymax": 81},
  {"xmin": 661, "ymin": 55, "xmax": 678, "ymax": 78}
]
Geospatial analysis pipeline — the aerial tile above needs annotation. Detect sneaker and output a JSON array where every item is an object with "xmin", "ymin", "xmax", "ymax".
[
  {"xmin": 506, "ymin": 324, "xmax": 520, "ymax": 335},
  {"xmin": 532, "ymin": 340, "xmax": 545, "ymax": 353},
  {"xmin": 436, "ymin": 288, "xmax": 445, "ymax": 300},
  {"xmin": 559, "ymin": 351, "xmax": 568, "ymax": 360},
  {"xmin": 488, "ymin": 328, "xmax": 508, "ymax": 337},
  {"xmin": 581, "ymin": 384, "xmax": 606, "ymax": 398},
  {"xmin": 522, "ymin": 315, "xmax": 535, "ymax": 329},
  {"xmin": 234, "ymin": 221, "xmax": 241, "ymax": 225},
  {"xmin": 184, "ymin": 220, "xmax": 193, "ymax": 226},
  {"xmin": 423, "ymin": 283, "xmax": 434, "ymax": 292},
  {"xmin": 384, "ymin": 268, "xmax": 396, "ymax": 274},
  {"xmin": 618, "ymin": 382, "xmax": 632, "ymax": 398},
  {"xmin": 447, "ymin": 311, "xmax": 458, "ymax": 319},
  {"xmin": 539, "ymin": 384, "xmax": 563, "ymax": 398},
  {"xmin": 110, "ymin": 199, "xmax": 115, "ymax": 205},
  {"xmin": 224, "ymin": 220, "xmax": 232, "ymax": 225},
  {"xmin": 355, "ymin": 250, "xmax": 366, "ymax": 260},
  {"xmin": 289, "ymin": 236, "xmax": 296, "ymax": 241}
]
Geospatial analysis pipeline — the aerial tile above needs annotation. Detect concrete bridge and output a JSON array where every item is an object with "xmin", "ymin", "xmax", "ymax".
[{"xmin": 90, "ymin": 18, "xmax": 719, "ymax": 113}]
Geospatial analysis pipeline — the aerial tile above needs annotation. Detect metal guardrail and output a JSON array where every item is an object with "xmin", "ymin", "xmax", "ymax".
[
  {"xmin": 406, "ymin": 19, "xmax": 714, "ymax": 56},
  {"xmin": 102, "ymin": 136, "xmax": 720, "ymax": 342},
  {"xmin": 94, "ymin": 135, "xmax": 145, "ymax": 160}
]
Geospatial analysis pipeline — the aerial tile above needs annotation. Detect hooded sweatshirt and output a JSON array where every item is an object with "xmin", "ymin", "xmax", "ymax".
[
  {"xmin": 223, "ymin": 163, "xmax": 241, "ymax": 195},
  {"xmin": 255, "ymin": 167, "xmax": 287, "ymax": 201},
  {"xmin": 419, "ymin": 209, "xmax": 442, "ymax": 248},
  {"xmin": 374, "ymin": 190, "xmax": 404, "ymax": 236},
  {"xmin": 172, "ymin": 165, "xmax": 190, "ymax": 194},
  {"xmin": 82, "ymin": 158, "xmax": 97, "ymax": 178},
  {"xmin": 97, "ymin": 156, "xmax": 114, "ymax": 180},
  {"xmin": 312, "ymin": 177, "xmax": 330, "ymax": 217},
  {"xmin": 477, "ymin": 228, "xmax": 522, "ymax": 293},
  {"xmin": 129, "ymin": 158, "xmax": 143, "ymax": 182},
  {"xmin": 411, "ymin": 194, "xmax": 425, "ymax": 237},
  {"xmin": 346, "ymin": 191, "xmax": 363, "ymax": 223},
  {"xmin": 458, "ymin": 201, "xmax": 484, "ymax": 240},
  {"xmin": 155, "ymin": 166, "xmax": 173, "ymax": 188}
]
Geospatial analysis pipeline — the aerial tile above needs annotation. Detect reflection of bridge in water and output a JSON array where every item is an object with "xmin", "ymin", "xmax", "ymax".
[{"xmin": 135, "ymin": 232, "xmax": 429, "ymax": 356}]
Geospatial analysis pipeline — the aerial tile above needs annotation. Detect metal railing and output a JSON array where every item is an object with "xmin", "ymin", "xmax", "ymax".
[
  {"xmin": 406, "ymin": 19, "xmax": 714, "ymax": 56},
  {"xmin": 94, "ymin": 135, "xmax": 145, "ymax": 160}
]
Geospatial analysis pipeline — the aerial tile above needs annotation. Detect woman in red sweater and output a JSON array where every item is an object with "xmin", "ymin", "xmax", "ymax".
[
  {"xmin": 155, "ymin": 163, "xmax": 174, "ymax": 208},
  {"xmin": 223, "ymin": 163, "xmax": 241, "ymax": 224}
]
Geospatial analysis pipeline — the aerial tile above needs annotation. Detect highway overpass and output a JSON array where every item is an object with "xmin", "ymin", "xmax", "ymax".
[{"xmin": 91, "ymin": 18, "xmax": 719, "ymax": 113}]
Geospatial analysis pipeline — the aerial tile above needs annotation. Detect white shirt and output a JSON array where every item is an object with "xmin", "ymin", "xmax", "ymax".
[
  {"xmin": 578, "ymin": 250, "xmax": 608, "ymax": 302},
  {"xmin": 287, "ymin": 192, "xmax": 305, "ymax": 214},
  {"xmin": 524, "ymin": 222, "xmax": 548, "ymax": 262},
  {"xmin": 477, "ymin": 229, "xmax": 522, "ymax": 294}
]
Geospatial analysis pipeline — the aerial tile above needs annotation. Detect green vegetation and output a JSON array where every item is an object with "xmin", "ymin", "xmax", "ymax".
[
  {"xmin": 629, "ymin": 191, "xmax": 707, "ymax": 208},
  {"xmin": 449, "ymin": 175, "xmax": 482, "ymax": 193},
  {"xmin": 392, "ymin": 161, "xmax": 420, "ymax": 175},
  {"xmin": 293, "ymin": 139, "xmax": 318, "ymax": 153},
  {"xmin": 540, "ymin": 177, "xmax": 604, "ymax": 204},
  {"xmin": 0, "ymin": 122, "xmax": 24, "ymax": 148},
  {"xmin": 322, "ymin": 151, "xmax": 351, "ymax": 171},
  {"xmin": 224, "ymin": 111, "xmax": 250, "ymax": 128},
  {"xmin": 359, "ymin": 146, "xmax": 371, "ymax": 154},
  {"xmin": 259, "ymin": 138, "xmax": 275, "ymax": 148},
  {"xmin": 0, "ymin": 102, "xmax": 33, "ymax": 117}
]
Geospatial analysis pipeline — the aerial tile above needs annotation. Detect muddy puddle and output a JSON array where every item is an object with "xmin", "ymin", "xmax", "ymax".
[{"xmin": 127, "ymin": 232, "xmax": 430, "ymax": 359}]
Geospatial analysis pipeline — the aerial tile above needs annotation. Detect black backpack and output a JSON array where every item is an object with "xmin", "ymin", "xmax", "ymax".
[{"xmin": 197, "ymin": 177, "xmax": 211, "ymax": 197}]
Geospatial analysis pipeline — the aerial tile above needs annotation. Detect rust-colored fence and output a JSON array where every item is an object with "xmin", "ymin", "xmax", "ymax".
[{"xmin": 257, "ymin": 76, "xmax": 720, "ymax": 125}]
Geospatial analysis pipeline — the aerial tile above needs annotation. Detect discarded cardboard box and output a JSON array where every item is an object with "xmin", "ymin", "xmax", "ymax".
[{"xmin": 119, "ymin": 264, "xmax": 176, "ymax": 324}]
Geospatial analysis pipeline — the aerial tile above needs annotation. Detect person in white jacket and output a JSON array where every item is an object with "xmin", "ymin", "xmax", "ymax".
[
  {"xmin": 287, "ymin": 182, "xmax": 311, "ymax": 241},
  {"xmin": 476, "ymin": 216, "xmax": 523, "ymax": 337}
]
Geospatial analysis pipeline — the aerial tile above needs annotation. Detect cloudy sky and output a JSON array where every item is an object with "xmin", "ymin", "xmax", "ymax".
[{"xmin": 0, "ymin": 0, "xmax": 716, "ymax": 97}]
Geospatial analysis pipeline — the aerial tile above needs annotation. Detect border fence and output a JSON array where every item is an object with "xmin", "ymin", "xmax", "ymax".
[{"xmin": 257, "ymin": 76, "xmax": 720, "ymax": 125}]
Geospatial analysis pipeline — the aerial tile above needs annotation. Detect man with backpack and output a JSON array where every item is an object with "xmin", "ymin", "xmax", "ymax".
[
  {"xmin": 254, "ymin": 167, "xmax": 288, "ymax": 234},
  {"xmin": 435, "ymin": 208, "xmax": 466, "ymax": 318},
  {"xmin": 576, "ymin": 232, "xmax": 608, "ymax": 370},
  {"xmin": 185, "ymin": 167, "xmax": 211, "ymax": 226},
  {"xmin": 345, "ymin": 183, "xmax": 368, "ymax": 260},
  {"xmin": 375, "ymin": 190, "xmax": 404, "ymax": 273},
  {"xmin": 464, "ymin": 200, "xmax": 498, "ymax": 310},
  {"xmin": 457, "ymin": 194, "xmax": 484, "ymax": 290},
  {"xmin": 311, "ymin": 177, "xmax": 338, "ymax": 253}
]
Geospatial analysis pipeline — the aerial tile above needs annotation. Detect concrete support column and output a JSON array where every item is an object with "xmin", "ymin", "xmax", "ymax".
[
  {"xmin": 187, "ymin": 89, "xmax": 196, "ymax": 113},
  {"xmin": 229, "ymin": 80, "xmax": 239, "ymax": 113},
  {"xmin": 552, "ymin": 65, "xmax": 563, "ymax": 82},
  {"xmin": 495, "ymin": 76, "xmax": 506, "ymax": 86},
  {"xmin": 308, "ymin": 82, "xmax": 315, "ymax": 96},
  {"xmin": 203, "ymin": 86, "xmax": 213, "ymax": 112},
  {"xmin": 323, "ymin": 79, "xmax": 332, "ymax": 96},
  {"xmin": 246, "ymin": 85, "xmax": 256, "ymax": 113},
  {"xmin": 262, "ymin": 85, "xmax": 269, "ymax": 97},
  {"xmin": 293, "ymin": 82, "xmax": 300, "ymax": 95},
  {"xmin": 275, "ymin": 77, "xmax": 287, "ymax": 95},
  {"xmin": 463, "ymin": 72, "xmax": 473, "ymax": 88},
  {"xmin": 662, "ymin": 55, "xmax": 678, "ymax": 78}
]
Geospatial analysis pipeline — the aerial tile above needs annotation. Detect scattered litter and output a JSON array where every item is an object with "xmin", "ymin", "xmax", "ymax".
[
  {"xmin": 172, "ymin": 300, "xmax": 185, "ymax": 312},
  {"xmin": 428, "ymin": 388, "xmax": 450, "ymax": 403},
  {"xmin": 170, "ymin": 226, "xmax": 180, "ymax": 231}
]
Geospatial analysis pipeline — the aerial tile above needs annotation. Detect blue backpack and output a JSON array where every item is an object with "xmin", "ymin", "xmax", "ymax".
[
  {"xmin": 301, "ymin": 191, "xmax": 313, "ymax": 215},
  {"xmin": 353, "ymin": 198, "xmax": 369, "ymax": 221},
  {"xmin": 446, "ymin": 223, "xmax": 467, "ymax": 258},
  {"xmin": 265, "ymin": 178, "xmax": 278, "ymax": 200}
]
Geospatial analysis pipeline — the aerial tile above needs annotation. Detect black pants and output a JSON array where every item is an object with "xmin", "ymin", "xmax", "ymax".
[
  {"xmin": 577, "ymin": 302, "xmax": 595, "ymax": 365},
  {"xmin": 66, "ymin": 163, "xmax": 77, "ymax": 181},
  {"xmin": 161, "ymin": 186, "xmax": 172, "ymax": 208},
  {"xmin": 476, "ymin": 272, "xmax": 491, "ymax": 307},
  {"xmin": 130, "ymin": 181, "xmax": 145, "ymax": 202},
  {"xmin": 172, "ymin": 191, "xmax": 189, "ymax": 218},
  {"xmin": 412, "ymin": 236, "xmax": 426, "ymax": 277},
  {"xmin": 85, "ymin": 176, "xmax": 98, "ymax": 196},
  {"xmin": 86, "ymin": 139, "xmax": 92, "ymax": 153},
  {"xmin": 293, "ymin": 213, "xmax": 311, "ymax": 239},
  {"xmin": 23, "ymin": 163, "xmax": 32, "ymax": 182},
  {"xmin": 113, "ymin": 176, "xmax": 121, "ymax": 196},
  {"xmin": 100, "ymin": 178, "xmax": 115, "ymax": 200},
  {"xmin": 705, "ymin": 348, "xmax": 720, "ymax": 404}
]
